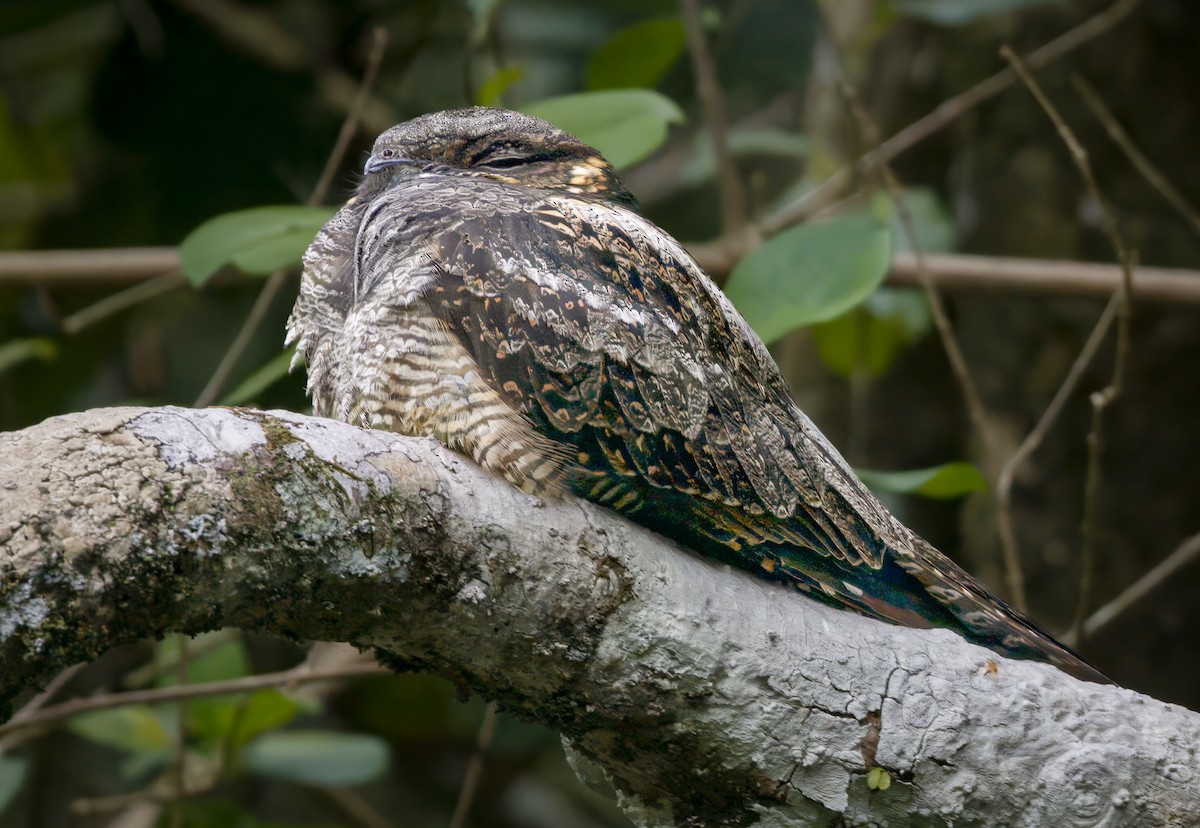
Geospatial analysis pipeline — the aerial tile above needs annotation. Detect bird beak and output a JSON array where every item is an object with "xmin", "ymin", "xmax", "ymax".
[{"xmin": 363, "ymin": 153, "xmax": 410, "ymax": 175}]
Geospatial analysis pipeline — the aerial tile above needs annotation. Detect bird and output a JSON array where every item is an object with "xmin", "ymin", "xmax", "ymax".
[{"xmin": 286, "ymin": 106, "xmax": 1106, "ymax": 684}]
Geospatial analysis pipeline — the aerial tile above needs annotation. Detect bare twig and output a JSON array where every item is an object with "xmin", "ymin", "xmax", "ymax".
[
  {"xmin": 170, "ymin": 635, "xmax": 190, "ymax": 828},
  {"xmin": 0, "ymin": 663, "xmax": 386, "ymax": 742},
  {"xmin": 994, "ymin": 293, "xmax": 1119, "ymax": 580},
  {"xmin": 681, "ymin": 0, "xmax": 748, "ymax": 238},
  {"xmin": 192, "ymin": 28, "xmax": 388, "ymax": 409},
  {"xmin": 447, "ymin": 701, "xmax": 498, "ymax": 828},
  {"xmin": 0, "ymin": 247, "xmax": 179, "ymax": 286},
  {"xmin": 0, "ymin": 662, "xmax": 86, "ymax": 752},
  {"xmin": 1072, "ymin": 531, "xmax": 1200, "ymax": 643},
  {"xmin": 9, "ymin": 247, "xmax": 1200, "ymax": 304},
  {"xmin": 1071, "ymin": 73, "xmax": 1200, "ymax": 240},
  {"xmin": 60, "ymin": 271, "xmax": 187, "ymax": 335},
  {"xmin": 1000, "ymin": 45, "xmax": 1136, "ymax": 642},
  {"xmin": 320, "ymin": 787, "xmax": 402, "ymax": 828},
  {"xmin": 831, "ymin": 75, "xmax": 1013, "ymax": 603},
  {"xmin": 763, "ymin": 0, "xmax": 1144, "ymax": 238},
  {"xmin": 170, "ymin": 0, "xmax": 394, "ymax": 135},
  {"xmin": 887, "ymin": 253, "xmax": 1200, "ymax": 304}
]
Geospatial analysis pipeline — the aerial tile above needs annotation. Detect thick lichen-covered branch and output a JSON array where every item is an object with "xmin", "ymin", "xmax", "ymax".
[{"xmin": 1, "ymin": 407, "xmax": 1197, "ymax": 827}]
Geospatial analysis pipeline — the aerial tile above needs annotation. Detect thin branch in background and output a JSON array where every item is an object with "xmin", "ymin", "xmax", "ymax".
[
  {"xmin": 680, "ymin": 0, "xmax": 748, "ymax": 239},
  {"xmin": 448, "ymin": 701, "xmax": 498, "ymax": 828},
  {"xmin": 169, "ymin": 635, "xmax": 191, "ymax": 828},
  {"xmin": 886, "ymin": 254, "xmax": 1200, "ymax": 305},
  {"xmin": 0, "ymin": 664, "xmax": 387, "ymax": 742},
  {"xmin": 1071, "ymin": 72, "xmax": 1200, "ymax": 241},
  {"xmin": 994, "ymin": 293, "xmax": 1119, "ymax": 592},
  {"xmin": 8, "ymin": 247, "xmax": 1200, "ymax": 303},
  {"xmin": 761, "ymin": 0, "xmax": 1144, "ymax": 240},
  {"xmin": 999, "ymin": 45, "xmax": 1136, "ymax": 643},
  {"xmin": 1071, "ymin": 531, "xmax": 1200, "ymax": 644},
  {"xmin": 0, "ymin": 662, "xmax": 86, "ymax": 753},
  {"xmin": 192, "ymin": 27, "xmax": 388, "ymax": 409},
  {"xmin": 0, "ymin": 247, "xmax": 179, "ymax": 287},
  {"xmin": 829, "ymin": 73, "xmax": 1019, "ymax": 605},
  {"xmin": 320, "ymin": 787, "xmax": 402, "ymax": 828},
  {"xmin": 61, "ymin": 271, "xmax": 187, "ymax": 335},
  {"xmin": 170, "ymin": 0, "xmax": 394, "ymax": 135}
]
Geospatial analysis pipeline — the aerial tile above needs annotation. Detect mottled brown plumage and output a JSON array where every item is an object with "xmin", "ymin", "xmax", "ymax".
[{"xmin": 287, "ymin": 107, "xmax": 1105, "ymax": 683}]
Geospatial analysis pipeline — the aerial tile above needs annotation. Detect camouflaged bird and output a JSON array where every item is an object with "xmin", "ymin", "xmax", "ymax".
[{"xmin": 286, "ymin": 106, "xmax": 1105, "ymax": 684}]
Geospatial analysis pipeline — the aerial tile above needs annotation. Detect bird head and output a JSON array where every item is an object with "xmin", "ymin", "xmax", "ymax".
[{"xmin": 359, "ymin": 107, "xmax": 636, "ymax": 205}]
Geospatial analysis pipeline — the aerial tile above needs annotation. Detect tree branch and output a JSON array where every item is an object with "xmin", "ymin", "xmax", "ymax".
[
  {"xmin": 2, "ymin": 407, "xmax": 1197, "ymax": 826},
  {"xmin": 7, "ymin": 248, "xmax": 1200, "ymax": 306}
]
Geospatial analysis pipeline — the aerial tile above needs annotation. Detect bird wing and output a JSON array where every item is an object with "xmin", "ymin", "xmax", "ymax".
[
  {"xmin": 419, "ymin": 195, "xmax": 950, "ymax": 598},
  {"xmin": 342, "ymin": 186, "xmax": 1105, "ymax": 682}
]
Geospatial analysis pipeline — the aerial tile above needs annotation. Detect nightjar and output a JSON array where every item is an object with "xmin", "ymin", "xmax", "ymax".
[{"xmin": 286, "ymin": 106, "xmax": 1105, "ymax": 684}]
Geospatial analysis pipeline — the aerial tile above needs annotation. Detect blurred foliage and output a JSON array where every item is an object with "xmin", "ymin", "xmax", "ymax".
[
  {"xmin": 724, "ymin": 214, "xmax": 893, "ymax": 343},
  {"xmin": 3, "ymin": 0, "xmax": 1200, "ymax": 825},
  {"xmin": 180, "ymin": 206, "xmax": 337, "ymax": 286},
  {"xmin": 857, "ymin": 462, "xmax": 988, "ymax": 500},
  {"xmin": 524, "ymin": 89, "xmax": 684, "ymax": 169}
]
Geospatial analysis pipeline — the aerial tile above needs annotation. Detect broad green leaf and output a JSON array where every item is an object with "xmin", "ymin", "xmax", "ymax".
[
  {"xmin": 524, "ymin": 89, "xmax": 684, "ymax": 169},
  {"xmin": 179, "ymin": 205, "xmax": 334, "ymax": 287},
  {"xmin": 191, "ymin": 689, "xmax": 304, "ymax": 746},
  {"xmin": 867, "ymin": 188, "xmax": 954, "ymax": 254},
  {"xmin": 586, "ymin": 18, "xmax": 687, "ymax": 91},
  {"xmin": 221, "ymin": 349, "xmax": 298, "ymax": 406},
  {"xmin": 229, "ymin": 690, "xmax": 305, "ymax": 745},
  {"xmin": 70, "ymin": 705, "xmax": 172, "ymax": 753},
  {"xmin": 895, "ymin": 0, "xmax": 1062, "ymax": 26},
  {"xmin": 0, "ymin": 337, "xmax": 56, "ymax": 374},
  {"xmin": 476, "ymin": 65, "xmax": 525, "ymax": 107},
  {"xmin": 243, "ymin": 731, "xmax": 390, "ymax": 786},
  {"xmin": 723, "ymin": 216, "xmax": 892, "ymax": 344},
  {"xmin": 155, "ymin": 634, "xmax": 255, "ymax": 738},
  {"xmin": 811, "ymin": 288, "xmax": 931, "ymax": 379},
  {"xmin": 857, "ymin": 462, "xmax": 987, "ymax": 500},
  {"xmin": 156, "ymin": 632, "xmax": 251, "ymax": 686},
  {"xmin": 0, "ymin": 756, "xmax": 27, "ymax": 815}
]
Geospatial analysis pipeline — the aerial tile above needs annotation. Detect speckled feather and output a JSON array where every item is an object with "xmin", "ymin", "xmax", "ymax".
[{"xmin": 287, "ymin": 107, "xmax": 1106, "ymax": 683}]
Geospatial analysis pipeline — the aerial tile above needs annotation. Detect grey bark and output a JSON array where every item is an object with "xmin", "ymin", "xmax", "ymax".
[{"xmin": 1, "ymin": 406, "xmax": 1197, "ymax": 827}]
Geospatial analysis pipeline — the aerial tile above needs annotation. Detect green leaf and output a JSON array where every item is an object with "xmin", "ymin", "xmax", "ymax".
[
  {"xmin": 811, "ymin": 288, "xmax": 931, "ymax": 379},
  {"xmin": 586, "ymin": 17, "xmax": 687, "ymax": 91},
  {"xmin": 856, "ymin": 462, "xmax": 988, "ymax": 500},
  {"xmin": 179, "ymin": 205, "xmax": 335, "ymax": 287},
  {"xmin": 894, "ymin": 0, "xmax": 1062, "ymax": 26},
  {"xmin": 476, "ymin": 65, "xmax": 525, "ymax": 107},
  {"xmin": 0, "ymin": 337, "xmax": 56, "ymax": 375},
  {"xmin": 867, "ymin": 187, "xmax": 954, "ymax": 254},
  {"xmin": 191, "ymin": 689, "xmax": 304, "ymax": 746},
  {"xmin": 723, "ymin": 216, "xmax": 893, "ymax": 344},
  {"xmin": 221, "ymin": 349, "xmax": 298, "ymax": 406},
  {"xmin": 230, "ymin": 690, "xmax": 305, "ymax": 745},
  {"xmin": 524, "ymin": 89, "xmax": 684, "ymax": 169},
  {"xmin": 0, "ymin": 756, "xmax": 27, "ymax": 815},
  {"xmin": 243, "ymin": 730, "xmax": 390, "ymax": 786},
  {"xmin": 156, "ymin": 632, "xmax": 251, "ymax": 686},
  {"xmin": 70, "ymin": 705, "xmax": 172, "ymax": 754}
]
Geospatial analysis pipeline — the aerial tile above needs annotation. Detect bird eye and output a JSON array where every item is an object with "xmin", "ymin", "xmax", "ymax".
[
  {"xmin": 379, "ymin": 148, "xmax": 395, "ymax": 159},
  {"xmin": 480, "ymin": 155, "xmax": 527, "ymax": 170}
]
